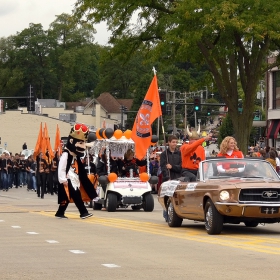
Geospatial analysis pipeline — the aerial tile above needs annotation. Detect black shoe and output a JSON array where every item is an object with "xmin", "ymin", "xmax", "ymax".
[
  {"xmin": 55, "ymin": 214, "xmax": 68, "ymax": 219},
  {"xmin": 80, "ymin": 213, "xmax": 93, "ymax": 219}
]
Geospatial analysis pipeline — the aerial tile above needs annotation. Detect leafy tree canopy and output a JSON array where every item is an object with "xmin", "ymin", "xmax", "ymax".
[{"xmin": 74, "ymin": 0, "xmax": 280, "ymax": 153}]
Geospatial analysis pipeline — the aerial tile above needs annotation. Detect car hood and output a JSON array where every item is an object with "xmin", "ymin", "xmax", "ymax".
[{"xmin": 201, "ymin": 178, "xmax": 280, "ymax": 189}]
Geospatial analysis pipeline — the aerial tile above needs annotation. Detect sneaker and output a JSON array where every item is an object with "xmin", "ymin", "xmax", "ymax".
[
  {"xmin": 80, "ymin": 213, "xmax": 93, "ymax": 219},
  {"xmin": 55, "ymin": 214, "xmax": 68, "ymax": 219}
]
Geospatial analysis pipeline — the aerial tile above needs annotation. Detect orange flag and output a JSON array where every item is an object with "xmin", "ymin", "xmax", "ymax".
[
  {"xmin": 41, "ymin": 125, "xmax": 47, "ymax": 156},
  {"xmin": 44, "ymin": 123, "xmax": 54, "ymax": 160},
  {"xmin": 33, "ymin": 122, "xmax": 43, "ymax": 160},
  {"xmin": 54, "ymin": 124, "xmax": 62, "ymax": 156},
  {"xmin": 131, "ymin": 75, "xmax": 162, "ymax": 159}
]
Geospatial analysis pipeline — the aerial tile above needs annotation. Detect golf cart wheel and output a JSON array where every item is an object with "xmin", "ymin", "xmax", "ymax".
[
  {"xmin": 106, "ymin": 193, "xmax": 117, "ymax": 212},
  {"xmin": 142, "ymin": 193, "xmax": 154, "ymax": 212},
  {"xmin": 204, "ymin": 199, "xmax": 224, "ymax": 235}
]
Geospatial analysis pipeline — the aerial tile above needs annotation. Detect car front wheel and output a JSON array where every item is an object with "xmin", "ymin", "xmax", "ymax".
[
  {"xmin": 106, "ymin": 193, "xmax": 117, "ymax": 212},
  {"xmin": 167, "ymin": 199, "xmax": 183, "ymax": 227},
  {"xmin": 204, "ymin": 199, "xmax": 224, "ymax": 235}
]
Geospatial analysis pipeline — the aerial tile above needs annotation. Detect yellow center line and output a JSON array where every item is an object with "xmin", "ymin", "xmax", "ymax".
[{"xmin": 37, "ymin": 211, "xmax": 280, "ymax": 255}]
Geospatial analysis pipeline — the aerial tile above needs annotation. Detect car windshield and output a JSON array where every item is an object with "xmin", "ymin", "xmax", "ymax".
[{"xmin": 201, "ymin": 158, "xmax": 280, "ymax": 181}]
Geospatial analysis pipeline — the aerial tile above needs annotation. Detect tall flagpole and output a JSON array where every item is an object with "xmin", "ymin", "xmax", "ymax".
[{"xmin": 152, "ymin": 67, "xmax": 170, "ymax": 178}]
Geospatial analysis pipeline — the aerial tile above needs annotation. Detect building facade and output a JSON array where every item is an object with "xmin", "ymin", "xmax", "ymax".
[{"xmin": 266, "ymin": 55, "xmax": 280, "ymax": 149}]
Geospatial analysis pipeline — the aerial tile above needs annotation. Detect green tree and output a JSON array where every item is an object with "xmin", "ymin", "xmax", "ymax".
[
  {"xmin": 48, "ymin": 13, "xmax": 99, "ymax": 101},
  {"xmin": 74, "ymin": 0, "xmax": 280, "ymax": 153},
  {"xmin": 0, "ymin": 36, "xmax": 24, "ymax": 98},
  {"xmin": 93, "ymin": 48, "xmax": 153, "ymax": 98},
  {"xmin": 218, "ymin": 115, "xmax": 235, "ymax": 147},
  {"xmin": 12, "ymin": 23, "xmax": 50, "ymax": 98}
]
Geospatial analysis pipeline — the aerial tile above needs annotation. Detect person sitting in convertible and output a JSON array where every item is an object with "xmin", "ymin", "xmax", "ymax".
[
  {"xmin": 120, "ymin": 149, "xmax": 146, "ymax": 177},
  {"xmin": 217, "ymin": 136, "xmax": 244, "ymax": 174}
]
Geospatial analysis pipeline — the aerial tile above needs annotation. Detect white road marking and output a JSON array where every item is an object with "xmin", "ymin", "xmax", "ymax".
[
  {"xmin": 26, "ymin": 232, "xmax": 39, "ymax": 234},
  {"xmin": 11, "ymin": 226, "xmax": 21, "ymax": 228},
  {"xmin": 46, "ymin": 240, "xmax": 59, "ymax": 244},
  {"xmin": 69, "ymin": 250, "xmax": 85, "ymax": 254},
  {"xmin": 102, "ymin": 264, "xmax": 121, "ymax": 268},
  {"xmin": 0, "ymin": 220, "xmax": 5, "ymax": 222}
]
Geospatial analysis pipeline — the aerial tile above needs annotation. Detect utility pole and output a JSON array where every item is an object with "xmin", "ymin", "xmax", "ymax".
[
  {"xmin": 172, "ymin": 91, "xmax": 177, "ymax": 135},
  {"xmin": 29, "ymin": 84, "xmax": 32, "ymax": 111},
  {"xmin": 184, "ymin": 92, "xmax": 187, "ymax": 136},
  {"xmin": 120, "ymin": 105, "xmax": 127, "ymax": 131}
]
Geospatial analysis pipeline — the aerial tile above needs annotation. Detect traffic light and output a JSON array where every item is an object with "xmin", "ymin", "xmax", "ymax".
[
  {"xmin": 207, "ymin": 107, "xmax": 211, "ymax": 115},
  {"xmin": 238, "ymin": 100, "xmax": 243, "ymax": 113},
  {"xmin": 253, "ymin": 110, "xmax": 261, "ymax": 121},
  {"xmin": 193, "ymin": 96, "xmax": 201, "ymax": 111},
  {"xmin": 27, "ymin": 96, "xmax": 36, "ymax": 111},
  {"xmin": 159, "ymin": 92, "xmax": 167, "ymax": 114}
]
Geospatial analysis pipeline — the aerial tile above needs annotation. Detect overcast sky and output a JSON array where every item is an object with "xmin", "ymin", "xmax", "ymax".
[{"xmin": 0, "ymin": 0, "xmax": 109, "ymax": 45}]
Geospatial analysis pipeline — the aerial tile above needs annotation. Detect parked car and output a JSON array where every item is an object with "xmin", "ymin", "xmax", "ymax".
[{"xmin": 158, "ymin": 158, "xmax": 280, "ymax": 235}]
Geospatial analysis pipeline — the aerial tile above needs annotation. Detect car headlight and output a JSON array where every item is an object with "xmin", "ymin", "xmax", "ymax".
[{"xmin": 219, "ymin": 190, "xmax": 230, "ymax": 201}]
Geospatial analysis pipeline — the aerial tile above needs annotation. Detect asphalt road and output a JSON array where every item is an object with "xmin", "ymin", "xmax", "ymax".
[{"xmin": 1, "ymin": 187, "xmax": 280, "ymax": 280}]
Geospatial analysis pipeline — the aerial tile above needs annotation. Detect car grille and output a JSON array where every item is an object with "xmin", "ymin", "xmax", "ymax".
[{"xmin": 239, "ymin": 188, "xmax": 280, "ymax": 203}]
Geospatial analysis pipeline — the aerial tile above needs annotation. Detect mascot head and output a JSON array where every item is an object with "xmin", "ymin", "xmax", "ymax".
[
  {"xmin": 186, "ymin": 124, "xmax": 201, "ymax": 140},
  {"xmin": 66, "ymin": 123, "xmax": 89, "ymax": 157}
]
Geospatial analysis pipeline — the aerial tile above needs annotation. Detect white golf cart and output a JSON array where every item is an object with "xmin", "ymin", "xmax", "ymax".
[{"xmin": 89, "ymin": 136, "xmax": 157, "ymax": 212}]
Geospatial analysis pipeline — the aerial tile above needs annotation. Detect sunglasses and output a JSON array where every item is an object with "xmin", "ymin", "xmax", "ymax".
[{"xmin": 74, "ymin": 123, "xmax": 89, "ymax": 133}]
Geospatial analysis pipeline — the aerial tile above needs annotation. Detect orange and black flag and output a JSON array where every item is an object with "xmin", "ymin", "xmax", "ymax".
[
  {"xmin": 43, "ymin": 122, "xmax": 54, "ymax": 160},
  {"xmin": 131, "ymin": 74, "xmax": 162, "ymax": 160},
  {"xmin": 33, "ymin": 122, "xmax": 43, "ymax": 160},
  {"xmin": 33, "ymin": 123, "xmax": 43, "ymax": 160},
  {"xmin": 54, "ymin": 124, "xmax": 62, "ymax": 156}
]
